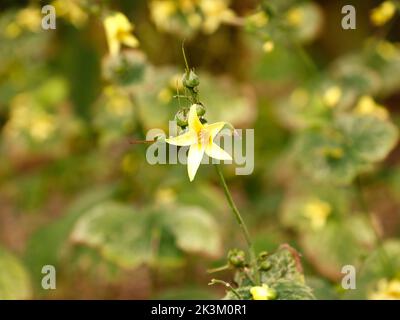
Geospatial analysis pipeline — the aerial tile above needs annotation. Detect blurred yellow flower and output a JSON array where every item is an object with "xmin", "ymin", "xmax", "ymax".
[
  {"xmin": 149, "ymin": 0, "xmax": 234, "ymax": 34},
  {"xmin": 262, "ymin": 41, "xmax": 274, "ymax": 53},
  {"xmin": 303, "ymin": 198, "xmax": 331, "ymax": 230},
  {"xmin": 250, "ymin": 284, "xmax": 277, "ymax": 300},
  {"xmin": 158, "ymin": 88, "xmax": 173, "ymax": 104},
  {"xmin": 4, "ymin": 7, "xmax": 41, "ymax": 38},
  {"xmin": 29, "ymin": 115, "xmax": 56, "ymax": 141},
  {"xmin": 5, "ymin": 94, "xmax": 56, "ymax": 142},
  {"xmin": 247, "ymin": 11, "xmax": 269, "ymax": 28},
  {"xmin": 355, "ymin": 95, "xmax": 389, "ymax": 120},
  {"xmin": 155, "ymin": 188, "xmax": 177, "ymax": 205},
  {"xmin": 16, "ymin": 7, "xmax": 42, "ymax": 31},
  {"xmin": 150, "ymin": 0, "xmax": 177, "ymax": 30},
  {"xmin": 286, "ymin": 7, "xmax": 304, "ymax": 26},
  {"xmin": 165, "ymin": 104, "xmax": 231, "ymax": 181},
  {"xmin": 103, "ymin": 86, "xmax": 133, "ymax": 116},
  {"xmin": 322, "ymin": 86, "xmax": 342, "ymax": 108},
  {"xmin": 370, "ymin": 1, "xmax": 397, "ymax": 26},
  {"xmin": 369, "ymin": 279, "xmax": 400, "ymax": 300},
  {"xmin": 52, "ymin": 0, "xmax": 88, "ymax": 27},
  {"xmin": 103, "ymin": 12, "xmax": 139, "ymax": 57},
  {"xmin": 376, "ymin": 41, "xmax": 398, "ymax": 60},
  {"xmin": 200, "ymin": 0, "xmax": 235, "ymax": 33}
]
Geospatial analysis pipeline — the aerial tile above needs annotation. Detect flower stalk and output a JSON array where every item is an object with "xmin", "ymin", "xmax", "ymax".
[{"xmin": 215, "ymin": 164, "xmax": 259, "ymax": 284}]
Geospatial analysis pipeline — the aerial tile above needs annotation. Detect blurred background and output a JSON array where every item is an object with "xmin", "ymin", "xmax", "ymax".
[{"xmin": 0, "ymin": 0, "xmax": 400, "ymax": 299}]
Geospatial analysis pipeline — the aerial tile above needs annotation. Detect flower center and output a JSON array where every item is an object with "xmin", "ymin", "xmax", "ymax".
[{"xmin": 198, "ymin": 129, "xmax": 210, "ymax": 145}]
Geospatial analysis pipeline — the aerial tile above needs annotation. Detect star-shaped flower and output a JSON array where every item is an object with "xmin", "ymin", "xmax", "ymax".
[
  {"xmin": 166, "ymin": 104, "xmax": 232, "ymax": 181},
  {"xmin": 103, "ymin": 12, "xmax": 139, "ymax": 56}
]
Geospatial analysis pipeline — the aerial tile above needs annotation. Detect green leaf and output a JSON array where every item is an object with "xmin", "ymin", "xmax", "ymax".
[
  {"xmin": 337, "ymin": 114, "xmax": 398, "ymax": 163},
  {"xmin": 295, "ymin": 114, "xmax": 398, "ymax": 184},
  {"xmin": 24, "ymin": 186, "xmax": 116, "ymax": 289},
  {"xmin": 161, "ymin": 206, "xmax": 222, "ymax": 257},
  {"xmin": 260, "ymin": 245, "xmax": 305, "ymax": 285},
  {"xmin": 71, "ymin": 202, "xmax": 154, "ymax": 269},
  {"xmin": 0, "ymin": 247, "xmax": 32, "ymax": 300},
  {"xmin": 272, "ymin": 279, "xmax": 315, "ymax": 300},
  {"xmin": 70, "ymin": 202, "xmax": 222, "ymax": 269},
  {"xmin": 343, "ymin": 240, "xmax": 400, "ymax": 299},
  {"xmin": 300, "ymin": 216, "xmax": 375, "ymax": 280}
]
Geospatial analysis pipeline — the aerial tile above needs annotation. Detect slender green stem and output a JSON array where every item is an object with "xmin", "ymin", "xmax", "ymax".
[
  {"xmin": 215, "ymin": 164, "xmax": 259, "ymax": 283},
  {"xmin": 182, "ymin": 41, "xmax": 190, "ymax": 73},
  {"xmin": 207, "ymin": 264, "xmax": 230, "ymax": 273},
  {"xmin": 209, "ymin": 279, "xmax": 242, "ymax": 299}
]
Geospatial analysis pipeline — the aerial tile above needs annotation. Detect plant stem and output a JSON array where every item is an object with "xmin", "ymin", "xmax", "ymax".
[
  {"xmin": 209, "ymin": 279, "xmax": 242, "ymax": 300},
  {"xmin": 215, "ymin": 164, "xmax": 259, "ymax": 283}
]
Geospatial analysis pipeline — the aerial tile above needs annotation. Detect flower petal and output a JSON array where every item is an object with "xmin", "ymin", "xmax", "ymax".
[
  {"xmin": 188, "ymin": 104, "xmax": 203, "ymax": 133},
  {"xmin": 165, "ymin": 131, "xmax": 197, "ymax": 146},
  {"xmin": 187, "ymin": 143, "xmax": 205, "ymax": 181},
  {"xmin": 122, "ymin": 34, "xmax": 139, "ymax": 48},
  {"xmin": 205, "ymin": 142, "xmax": 232, "ymax": 161},
  {"xmin": 204, "ymin": 121, "xmax": 226, "ymax": 139}
]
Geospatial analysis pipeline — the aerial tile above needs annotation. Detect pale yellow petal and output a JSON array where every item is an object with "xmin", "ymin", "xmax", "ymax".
[
  {"xmin": 165, "ymin": 130, "xmax": 197, "ymax": 146},
  {"xmin": 188, "ymin": 104, "xmax": 203, "ymax": 133},
  {"xmin": 205, "ymin": 142, "xmax": 232, "ymax": 161},
  {"xmin": 122, "ymin": 34, "xmax": 139, "ymax": 48},
  {"xmin": 187, "ymin": 143, "xmax": 205, "ymax": 181},
  {"xmin": 204, "ymin": 121, "xmax": 225, "ymax": 139}
]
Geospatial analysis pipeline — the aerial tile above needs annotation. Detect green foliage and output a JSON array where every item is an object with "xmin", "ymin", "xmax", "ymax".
[
  {"xmin": 0, "ymin": 247, "xmax": 32, "ymax": 300},
  {"xmin": 223, "ymin": 245, "xmax": 315, "ymax": 300},
  {"xmin": 70, "ymin": 201, "xmax": 222, "ymax": 269},
  {"xmin": 1, "ymin": 0, "xmax": 399, "ymax": 300},
  {"xmin": 295, "ymin": 114, "xmax": 398, "ymax": 184}
]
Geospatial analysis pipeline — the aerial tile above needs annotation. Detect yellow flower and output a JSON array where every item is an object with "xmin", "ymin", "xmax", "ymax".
[
  {"xmin": 355, "ymin": 95, "xmax": 389, "ymax": 120},
  {"xmin": 369, "ymin": 279, "xmax": 400, "ymax": 300},
  {"xmin": 247, "ymin": 11, "xmax": 269, "ymax": 28},
  {"xmin": 150, "ymin": 0, "xmax": 177, "ymax": 30},
  {"xmin": 200, "ymin": 0, "xmax": 235, "ymax": 34},
  {"xmin": 16, "ymin": 7, "xmax": 42, "ymax": 32},
  {"xmin": 376, "ymin": 41, "xmax": 398, "ymax": 60},
  {"xmin": 286, "ymin": 7, "xmax": 304, "ymax": 26},
  {"xmin": 52, "ymin": 0, "xmax": 88, "ymax": 27},
  {"xmin": 165, "ymin": 104, "xmax": 232, "ymax": 181},
  {"xmin": 370, "ymin": 1, "xmax": 397, "ymax": 26},
  {"xmin": 262, "ymin": 41, "xmax": 274, "ymax": 53},
  {"xmin": 303, "ymin": 198, "xmax": 331, "ymax": 230},
  {"xmin": 250, "ymin": 284, "xmax": 277, "ymax": 300},
  {"xmin": 322, "ymin": 86, "xmax": 342, "ymax": 108},
  {"xmin": 103, "ymin": 12, "xmax": 139, "ymax": 57}
]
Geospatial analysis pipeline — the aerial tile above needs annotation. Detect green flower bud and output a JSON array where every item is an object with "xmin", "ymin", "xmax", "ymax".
[
  {"xmin": 259, "ymin": 260, "xmax": 271, "ymax": 271},
  {"xmin": 228, "ymin": 249, "xmax": 246, "ymax": 268},
  {"xmin": 182, "ymin": 70, "xmax": 200, "ymax": 88},
  {"xmin": 175, "ymin": 108, "xmax": 189, "ymax": 128},
  {"xmin": 195, "ymin": 103, "xmax": 206, "ymax": 117},
  {"xmin": 258, "ymin": 251, "xmax": 269, "ymax": 260}
]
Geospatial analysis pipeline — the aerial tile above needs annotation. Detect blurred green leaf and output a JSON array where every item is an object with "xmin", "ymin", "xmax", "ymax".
[
  {"xmin": 0, "ymin": 247, "xmax": 32, "ymax": 300},
  {"xmin": 70, "ymin": 202, "xmax": 222, "ymax": 269}
]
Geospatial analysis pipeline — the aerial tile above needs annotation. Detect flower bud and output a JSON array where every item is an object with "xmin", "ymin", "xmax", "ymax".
[
  {"xmin": 228, "ymin": 249, "xmax": 246, "ymax": 268},
  {"xmin": 182, "ymin": 70, "xmax": 200, "ymax": 88},
  {"xmin": 175, "ymin": 108, "xmax": 189, "ymax": 128},
  {"xmin": 259, "ymin": 260, "xmax": 271, "ymax": 271},
  {"xmin": 195, "ymin": 103, "xmax": 206, "ymax": 117}
]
